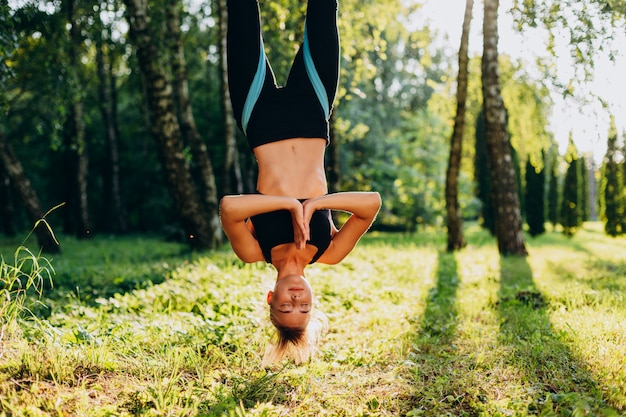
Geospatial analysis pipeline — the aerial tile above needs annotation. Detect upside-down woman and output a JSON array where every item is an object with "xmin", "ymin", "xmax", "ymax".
[{"xmin": 220, "ymin": 0, "xmax": 381, "ymax": 366}]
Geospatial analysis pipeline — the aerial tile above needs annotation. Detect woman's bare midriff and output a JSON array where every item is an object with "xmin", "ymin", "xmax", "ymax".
[{"xmin": 253, "ymin": 137, "xmax": 328, "ymax": 199}]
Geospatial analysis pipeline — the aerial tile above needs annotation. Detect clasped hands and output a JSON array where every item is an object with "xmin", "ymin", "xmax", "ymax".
[{"xmin": 290, "ymin": 197, "xmax": 320, "ymax": 250}]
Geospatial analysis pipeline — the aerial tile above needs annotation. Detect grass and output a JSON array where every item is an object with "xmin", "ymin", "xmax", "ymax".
[{"xmin": 0, "ymin": 223, "xmax": 624, "ymax": 416}]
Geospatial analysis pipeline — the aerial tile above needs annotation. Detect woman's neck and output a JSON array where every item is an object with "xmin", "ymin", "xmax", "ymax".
[{"xmin": 271, "ymin": 244, "xmax": 316, "ymax": 278}]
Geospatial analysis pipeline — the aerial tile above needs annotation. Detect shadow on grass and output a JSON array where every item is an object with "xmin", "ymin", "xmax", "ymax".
[
  {"xmin": 497, "ymin": 256, "xmax": 617, "ymax": 415},
  {"xmin": 583, "ymin": 258, "xmax": 626, "ymax": 292},
  {"xmin": 418, "ymin": 251, "xmax": 460, "ymax": 346},
  {"xmin": 405, "ymin": 250, "xmax": 482, "ymax": 415},
  {"xmin": 524, "ymin": 231, "xmax": 592, "ymax": 255},
  {"xmin": 543, "ymin": 256, "xmax": 626, "ymax": 297},
  {"xmin": 404, "ymin": 248, "xmax": 622, "ymax": 416},
  {"xmin": 4, "ymin": 234, "xmax": 195, "ymax": 315}
]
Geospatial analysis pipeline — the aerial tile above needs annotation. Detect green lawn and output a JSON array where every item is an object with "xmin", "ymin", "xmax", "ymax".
[{"xmin": 0, "ymin": 223, "xmax": 624, "ymax": 416}]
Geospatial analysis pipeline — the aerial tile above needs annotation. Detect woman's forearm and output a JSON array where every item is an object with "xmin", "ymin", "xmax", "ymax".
[
  {"xmin": 220, "ymin": 194, "xmax": 301, "ymax": 222},
  {"xmin": 309, "ymin": 192, "xmax": 381, "ymax": 265},
  {"xmin": 305, "ymin": 192, "xmax": 381, "ymax": 219}
]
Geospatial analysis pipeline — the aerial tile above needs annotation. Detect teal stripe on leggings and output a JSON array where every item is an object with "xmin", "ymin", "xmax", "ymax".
[
  {"xmin": 303, "ymin": 24, "xmax": 330, "ymax": 119},
  {"xmin": 242, "ymin": 40, "xmax": 267, "ymax": 135}
]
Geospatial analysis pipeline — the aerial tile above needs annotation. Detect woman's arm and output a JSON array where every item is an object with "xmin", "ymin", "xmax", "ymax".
[
  {"xmin": 220, "ymin": 194, "xmax": 306, "ymax": 262},
  {"xmin": 303, "ymin": 192, "xmax": 381, "ymax": 264}
]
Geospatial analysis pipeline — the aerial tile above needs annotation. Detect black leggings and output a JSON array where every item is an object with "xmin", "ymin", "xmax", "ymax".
[{"xmin": 227, "ymin": 0, "xmax": 340, "ymax": 145}]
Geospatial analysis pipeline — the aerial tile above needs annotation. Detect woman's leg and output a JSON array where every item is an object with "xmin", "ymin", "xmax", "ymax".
[
  {"xmin": 227, "ymin": 0, "xmax": 277, "ymax": 134},
  {"xmin": 286, "ymin": 0, "xmax": 340, "ymax": 119}
]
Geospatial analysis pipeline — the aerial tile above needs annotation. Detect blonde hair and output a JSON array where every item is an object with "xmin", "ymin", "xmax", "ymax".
[{"xmin": 262, "ymin": 308, "xmax": 328, "ymax": 367}]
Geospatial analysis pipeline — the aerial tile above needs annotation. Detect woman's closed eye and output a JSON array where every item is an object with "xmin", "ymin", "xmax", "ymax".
[
  {"xmin": 277, "ymin": 304, "xmax": 291, "ymax": 313},
  {"xmin": 278, "ymin": 303, "xmax": 311, "ymax": 313}
]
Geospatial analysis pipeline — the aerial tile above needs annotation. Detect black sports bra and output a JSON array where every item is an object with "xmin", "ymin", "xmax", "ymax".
[{"xmin": 250, "ymin": 208, "xmax": 332, "ymax": 264}]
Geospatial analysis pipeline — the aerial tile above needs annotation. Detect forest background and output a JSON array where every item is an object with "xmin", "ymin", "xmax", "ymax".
[
  {"xmin": 1, "ymin": 0, "xmax": 626, "ymax": 250},
  {"xmin": 1, "ymin": 0, "xmax": 626, "ymax": 415}
]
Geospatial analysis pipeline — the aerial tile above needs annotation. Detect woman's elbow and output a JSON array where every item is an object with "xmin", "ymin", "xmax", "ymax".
[
  {"xmin": 219, "ymin": 195, "xmax": 231, "ymax": 210},
  {"xmin": 371, "ymin": 192, "xmax": 382, "ymax": 209},
  {"xmin": 219, "ymin": 195, "xmax": 238, "ymax": 218},
  {"xmin": 364, "ymin": 192, "xmax": 382, "ymax": 216},
  {"xmin": 237, "ymin": 252, "xmax": 259, "ymax": 264}
]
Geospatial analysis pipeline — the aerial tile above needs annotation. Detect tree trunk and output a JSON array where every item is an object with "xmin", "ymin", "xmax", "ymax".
[
  {"xmin": 588, "ymin": 158, "xmax": 597, "ymax": 221},
  {"xmin": 60, "ymin": 128, "xmax": 76, "ymax": 235},
  {"xmin": 481, "ymin": 0, "xmax": 527, "ymax": 256},
  {"xmin": 96, "ymin": 25, "xmax": 128, "ymax": 233},
  {"xmin": 124, "ymin": 0, "xmax": 215, "ymax": 250},
  {"xmin": 475, "ymin": 111, "xmax": 496, "ymax": 235},
  {"xmin": 0, "ymin": 133, "xmax": 60, "ymax": 253},
  {"xmin": 445, "ymin": 0, "xmax": 473, "ymax": 252},
  {"xmin": 74, "ymin": 103, "xmax": 91, "ymax": 238},
  {"xmin": 166, "ymin": 0, "xmax": 223, "ymax": 246},
  {"xmin": 66, "ymin": 0, "xmax": 92, "ymax": 239},
  {"xmin": 0, "ymin": 160, "xmax": 16, "ymax": 236},
  {"xmin": 217, "ymin": 0, "xmax": 243, "ymax": 195}
]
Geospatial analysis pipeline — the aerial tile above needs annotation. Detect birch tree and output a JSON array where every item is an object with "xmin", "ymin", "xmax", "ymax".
[
  {"xmin": 124, "ymin": 0, "xmax": 216, "ymax": 249},
  {"xmin": 445, "ymin": 0, "xmax": 473, "ymax": 251},
  {"xmin": 481, "ymin": 0, "xmax": 527, "ymax": 255}
]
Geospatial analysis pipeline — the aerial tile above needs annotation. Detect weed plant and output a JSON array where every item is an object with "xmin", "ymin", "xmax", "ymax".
[
  {"xmin": 0, "ymin": 222, "xmax": 624, "ymax": 416},
  {"xmin": 1, "ymin": 246, "xmax": 53, "ymax": 342}
]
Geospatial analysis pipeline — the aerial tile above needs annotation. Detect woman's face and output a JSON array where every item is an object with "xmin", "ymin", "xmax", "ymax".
[{"xmin": 267, "ymin": 274, "xmax": 313, "ymax": 329}]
